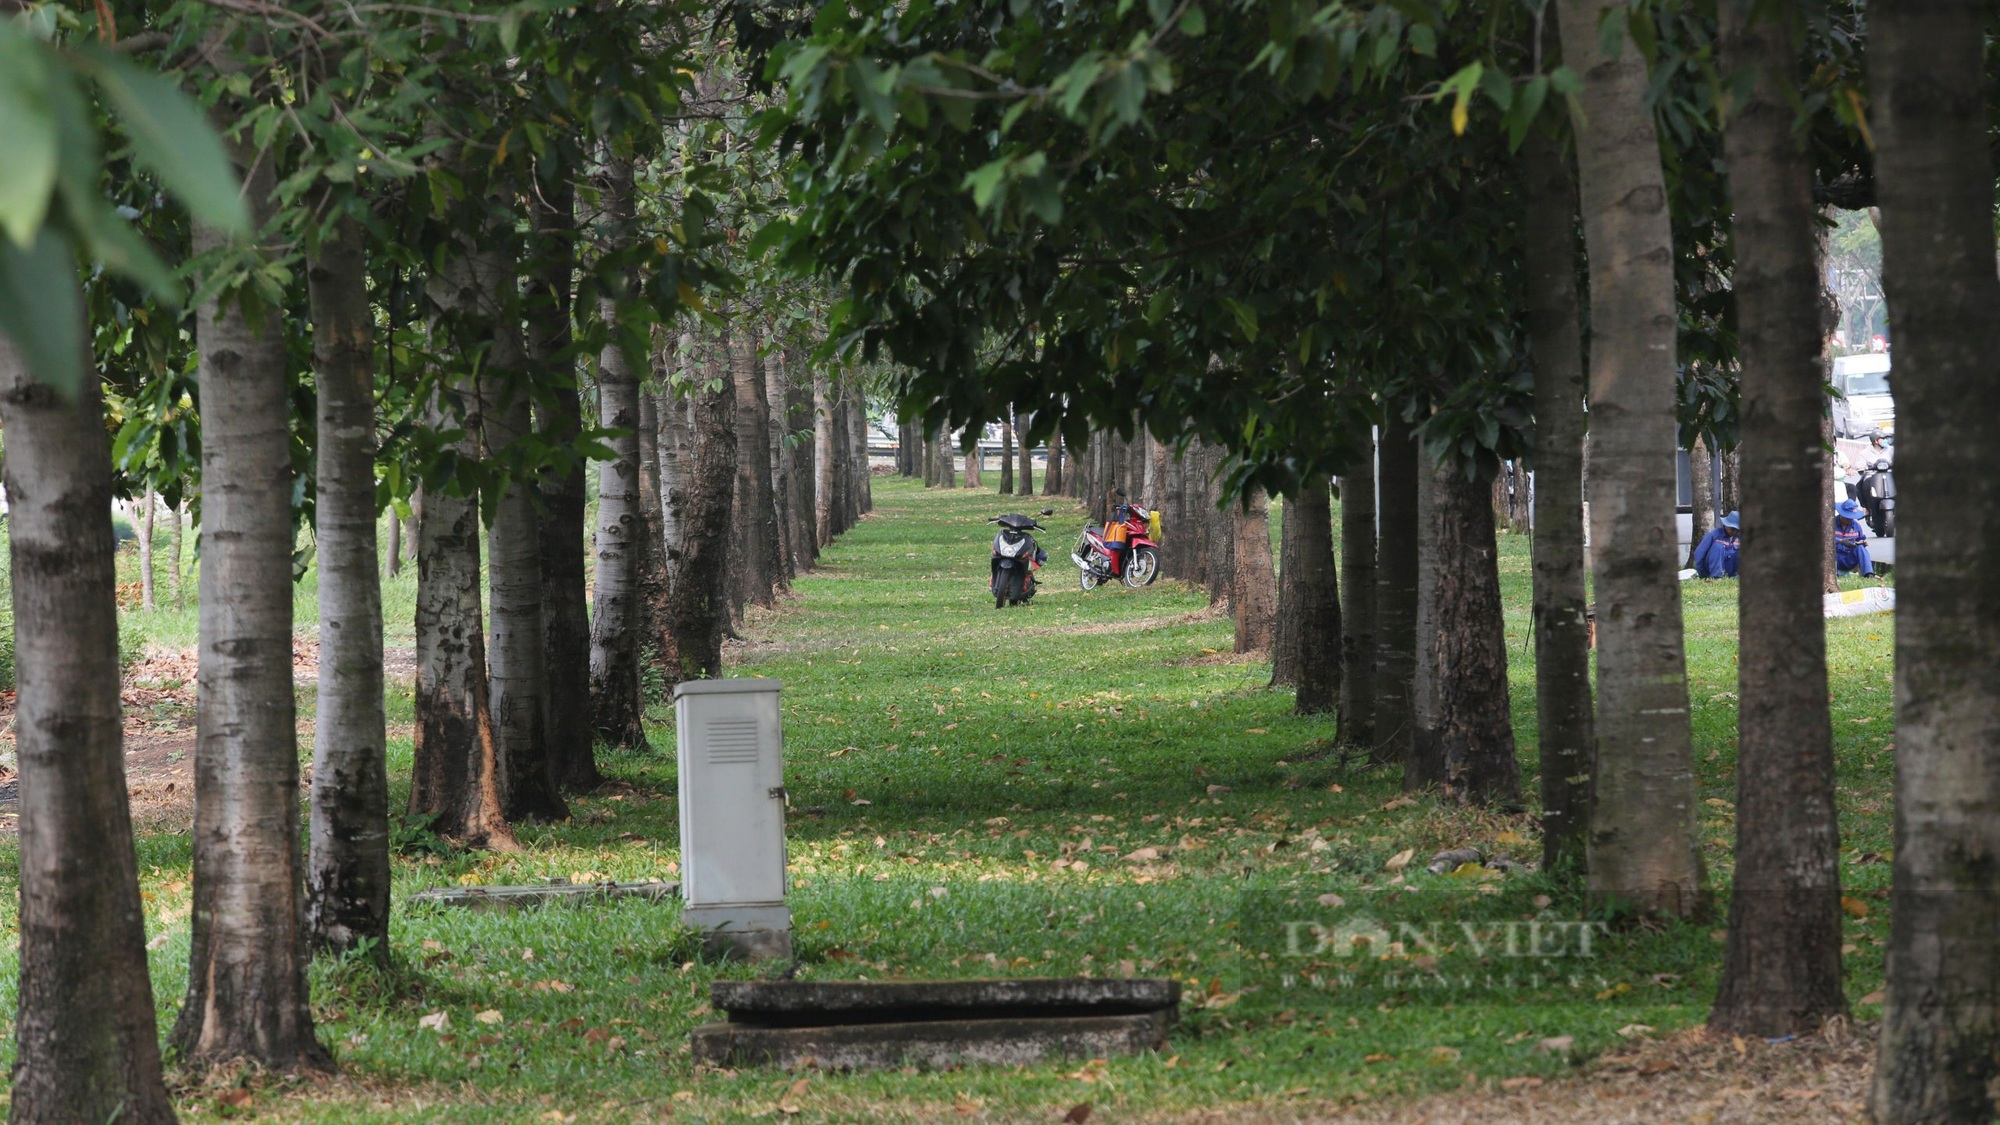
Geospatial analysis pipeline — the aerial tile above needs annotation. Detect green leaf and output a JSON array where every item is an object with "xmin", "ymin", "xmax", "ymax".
[
  {"xmin": 0, "ymin": 36, "xmax": 58, "ymax": 247},
  {"xmin": 1178, "ymin": 6, "xmax": 1207, "ymax": 37},
  {"xmin": 1406, "ymin": 23, "xmax": 1436, "ymax": 57},
  {"xmin": 88, "ymin": 51, "xmax": 250, "ymax": 236},
  {"xmin": 963, "ymin": 158, "xmax": 1010, "ymax": 212},
  {"xmin": 66, "ymin": 197, "xmax": 178, "ymax": 304},
  {"xmin": 0, "ymin": 228, "xmax": 84, "ymax": 398}
]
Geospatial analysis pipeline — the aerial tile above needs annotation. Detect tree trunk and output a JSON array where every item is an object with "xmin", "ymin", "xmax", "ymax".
[
  {"xmin": 173, "ymin": 133, "xmax": 330, "ymax": 1070},
  {"xmin": 384, "ymin": 512, "xmax": 402, "ymax": 579},
  {"xmin": 1707, "ymin": 0, "xmax": 1846, "ymax": 1036},
  {"xmin": 168, "ymin": 500, "xmax": 185, "ymax": 607},
  {"xmin": 1372, "ymin": 415, "xmax": 1420, "ymax": 766},
  {"xmin": 137, "ymin": 488, "xmax": 157, "ymax": 611},
  {"xmin": 1408, "ymin": 452, "xmax": 1521, "ymax": 806},
  {"xmin": 1043, "ymin": 428, "xmax": 1061, "ymax": 495},
  {"xmin": 0, "ymin": 326, "xmax": 176, "ymax": 1124},
  {"xmin": 813, "ymin": 368, "xmax": 835, "ymax": 547},
  {"xmin": 670, "ymin": 344, "xmax": 738, "ymax": 678},
  {"xmin": 1338, "ymin": 448, "xmax": 1377, "ymax": 747},
  {"xmin": 1867, "ymin": 0, "xmax": 2000, "ymax": 1114},
  {"xmin": 765, "ymin": 343, "xmax": 796, "ymax": 584},
  {"xmin": 478, "ymin": 253, "xmax": 567, "ymax": 825},
  {"xmin": 781, "ymin": 349, "xmax": 817, "ymax": 575},
  {"xmin": 588, "ymin": 276, "xmax": 650, "ymax": 749},
  {"xmin": 1000, "ymin": 412, "xmax": 1016, "ymax": 495},
  {"xmin": 636, "ymin": 389, "xmax": 674, "ymax": 648},
  {"xmin": 409, "ymin": 243, "xmax": 517, "ymax": 854},
  {"xmin": 731, "ymin": 326, "xmax": 779, "ymax": 610},
  {"xmin": 1508, "ymin": 459, "xmax": 1531, "ymax": 535},
  {"xmin": 1232, "ymin": 490, "xmax": 1277, "ymax": 653},
  {"xmin": 529, "ymin": 177, "xmax": 599, "ymax": 792},
  {"xmin": 304, "ymin": 214, "xmax": 390, "ymax": 962},
  {"xmin": 1272, "ymin": 477, "xmax": 1340, "ymax": 713},
  {"xmin": 851, "ymin": 388, "xmax": 873, "ymax": 515},
  {"xmin": 1019, "ymin": 417, "xmax": 1037, "ymax": 496},
  {"xmin": 964, "ymin": 428, "xmax": 983, "ymax": 488},
  {"xmin": 1688, "ymin": 433, "xmax": 1715, "ymax": 566},
  {"xmin": 1556, "ymin": 0, "xmax": 1706, "ymax": 918},
  {"xmin": 1522, "ymin": 126, "xmax": 1597, "ymax": 875},
  {"xmin": 1720, "ymin": 448, "xmax": 1741, "ymax": 518}
]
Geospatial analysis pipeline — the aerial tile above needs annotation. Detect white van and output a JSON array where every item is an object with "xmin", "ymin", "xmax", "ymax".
[{"xmin": 1831, "ymin": 353, "xmax": 1894, "ymax": 438}]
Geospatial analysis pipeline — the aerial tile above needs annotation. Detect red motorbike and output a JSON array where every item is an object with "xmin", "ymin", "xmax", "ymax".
[{"xmin": 1072, "ymin": 492, "xmax": 1162, "ymax": 590}]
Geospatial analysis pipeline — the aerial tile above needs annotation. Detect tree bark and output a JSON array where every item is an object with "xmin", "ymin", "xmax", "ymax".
[
  {"xmin": 168, "ymin": 500, "xmax": 185, "ymax": 607},
  {"xmin": 1372, "ymin": 415, "xmax": 1420, "ymax": 766},
  {"xmin": 409, "ymin": 246, "xmax": 517, "ymax": 853},
  {"xmin": 1706, "ymin": 0, "xmax": 1847, "ymax": 1037},
  {"xmin": 478, "ymin": 254, "xmax": 567, "ymax": 825},
  {"xmin": 1000, "ymin": 412, "xmax": 1016, "ymax": 495},
  {"xmin": 1, "ymin": 324, "xmax": 176, "ymax": 1124},
  {"xmin": 1867, "ymin": 0, "xmax": 2000, "ymax": 1114},
  {"xmin": 636, "ymin": 388, "xmax": 674, "ymax": 647},
  {"xmin": 1338, "ymin": 449, "xmax": 1377, "ymax": 747},
  {"xmin": 1688, "ymin": 432, "xmax": 1715, "ymax": 566},
  {"xmin": 304, "ymin": 214, "xmax": 390, "ymax": 962},
  {"xmin": 731, "ymin": 324, "xmax": 779, "ymax": 609},
  {"xmin": 1521, "ymin": 126, "xmax": 1597, "ymax": 876},
  {"xmin": 1556, "ymin": 0, "xmax": 1706, "ymax": 918},
  {"xmin": 851, "ymin": 387, "xmax": 873, "ymax": 515},
  {"xmin": 670, "ymin": 342, "xmax": 738, "ymax": 678},
  {"xmin": 1271, "ymin": 477, "xmax": 1340, "ymax": 713},
  {"xmin": 138, "ymin": 488, "xmax": 157, "ymax": 611},
  {"xmin": 1232, "ymin": 489, "xmax": 1277, "ymax": 653},
  {"xmin": 1043, "ymin": 428, "xmax": 1061, "ymax": 495},
  {"xmin": 384, "ymin": 511, "xmax": 402, "ymax": 579},
  {"xmin": 813, "ymin": 368, "xmax": 836, "ymax": 546},
  {"xmin": 588, "ymin": 283, "xmax": 649, "ymax": 749},
  {"xmin": 529, "ymin": 177, "xmax": 600, "ymax": 792},
  {"xmin": 1408, "ymin": 451, "xmax": 1521, "ymax": 806},
  {"xmin": 780, "ymin": 348, "xmax": 817, "ymax": 575},
  {"xmin": 174, "ymin": 133, "xmax": 330, "ymax": 1070}
]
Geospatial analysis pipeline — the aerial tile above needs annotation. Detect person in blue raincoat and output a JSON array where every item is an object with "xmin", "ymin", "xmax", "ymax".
[
  {"xmin": 1834, "ymin": 499, "xmax": 1876, "ymax": 576},
  {"xmin": 1691, "ymin": 511, "xmax": 1741, "ymax": 578}
]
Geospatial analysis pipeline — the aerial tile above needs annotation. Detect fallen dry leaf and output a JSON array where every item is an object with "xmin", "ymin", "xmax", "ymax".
[
  {"xmin": 1841, "ymin": 895, "xmax": 1871, "ymax": 918},
  {"xmin": 1639, "ymin": 1059, "xmax": 1679, "ymax": 1077},
  {"xmin": 1499, "ymin": 1076, "xmax": 1543, "ymax": 1091},
  {"xmin": 1064, "ymin": 1104, "xmax": 1093, "ymax": 1124},
  {"xmin": 216, "ymin": 1090, "xmax": 253, "ymax": 1109},
  {"xmin": 1316, "ymin": 893, "xmax": 1346, "ymax": 908},
  {"xmin": 1384, "ymin": 848, "xmax": 1416, "ymax": 873},
  {"xmin": 418, "ymin": 1011, "xmax": 450, "ymax": 1033},
  {"xmin": 474, "ymin": 1009, "xmax": 503, "ymax": 1025},
  {"xmin": 1535, "ymin": 1036, "xmax": 1573, "ymax": 1054}
]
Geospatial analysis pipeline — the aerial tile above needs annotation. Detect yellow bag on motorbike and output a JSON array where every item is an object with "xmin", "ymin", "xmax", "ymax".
[{"xmin": 1146, "ymin": 510, "xmax": 1162, "ymax": 541}]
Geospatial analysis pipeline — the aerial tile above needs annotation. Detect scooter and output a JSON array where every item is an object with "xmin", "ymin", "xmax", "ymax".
[
  {"xmin": 1856, "ymin": 458, "xmax": 1895, "ymax": 538},
  {"xmin": 1072, "ymin": 493, "xmax": 1162, "ymax": 591},
  {"xmin": 989, "ymin": 509, "xmax": 1053, "ymax": 608}
]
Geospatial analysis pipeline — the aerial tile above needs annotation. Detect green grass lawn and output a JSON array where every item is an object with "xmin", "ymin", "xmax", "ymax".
[{"xmin": 0, "ymin": 475, "xmax": 1896, "ymax": 1121}]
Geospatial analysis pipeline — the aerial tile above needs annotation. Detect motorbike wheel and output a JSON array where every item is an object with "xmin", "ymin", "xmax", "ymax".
[
  {"xmin": 996, "ymin": 595, "xmax": 1007, "ymax": 609},
  {"xmin": 1122, "ymin": 547, "xmax": 1160, "ymax": 588},
  {"xmin": 1079, "ymin": 567, "xmax": 1101, "ymax": 591},
  {"xmin": 1879, "ymin": 510, "xmax": 1895, "ymax": 539}
]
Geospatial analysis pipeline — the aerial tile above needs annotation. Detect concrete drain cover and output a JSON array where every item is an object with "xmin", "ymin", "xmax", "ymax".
[{"xmin": 690, "ymin": 978, "xmax": 1180, "ymax": 1070}]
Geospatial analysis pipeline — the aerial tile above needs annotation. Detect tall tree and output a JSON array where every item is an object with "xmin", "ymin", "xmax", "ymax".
[
  {"xmin": 410, "ymin": 251, "xmax": 517, "ymax": 853},
  {"xmin": 813, "ymin": 367, "xmax": 836, "ymax": 545},
  {"xmin": 173, "ymin": 128, "xmax": 329, "ymax": 1070},
  {"xmin": 1271, "ymin": 476, "xmax": 1340, "ymax": 713},
  {"xmin": 1000, "ymin": 410, "xmax": 1016, "ymax": 494},
  {"xmin": 1372, "ymin": 416, "xmax": 1420, "ymax": 766},
  {"xmin": 1407, "ymin": 452, "xmax": 1520, "ymax": 804},
  {"xmin": 668, "ymin": 341, "xmax": 739, "ymax": 678},
  {"xmin": 1, "ymin": 330, "xmax": 176, "ymax": 1122},
  {"xmin": 1555, "ymin": 0, "xmax": 1705, "ymax": 917},
  {"xmin": 1687, "ymin": 432, "xmax": 1715, "ymax": 565},
  {"xmin": 588, "ymin": 155, "xmax": 650, "ymax": 748},
  {"xmin": 1867, "ymin": 0, "xmax": 2000, "ymax": 1114},
  {"xmin": 1042, "ymin": 428, "xmax": 1060, "ymax": 495},
  {"xmin": 1232, "ymin": 490, "xmax": 1277, "ymax": 653},
  {"xmin": 304, "ymin": 213, "xmax": 390, "ymax": 960},
  {"xmin": 1707, "ymin": 0, "xmax": 1845, "ymax": 1036},
  {"xmin": 730, "ymin": 322, "xmax": 780, "ymax": 609},
  {"xmin": 1520, "ymin": 128, "xmax": 1595, "ymax": 875},
  {"xmin": 477, "ymin": 248, "xmax": 567, "ymax": 824},
  {"xmin": 1337, "ymin": 452, "xmax": 1377, "ymax": 748},
  {"xmin": 529, "ymin": 180, "xmax": 602, "ymax": 792}
]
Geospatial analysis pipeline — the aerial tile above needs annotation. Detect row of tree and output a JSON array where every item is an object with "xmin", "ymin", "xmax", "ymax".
[
  {"xmin": 0, "ymin": 2, "xmax": 881, "ymax": 1120},
  {"xmin": 746, "ymin": 0, "xmax": 1999, "ymax": 1117}
]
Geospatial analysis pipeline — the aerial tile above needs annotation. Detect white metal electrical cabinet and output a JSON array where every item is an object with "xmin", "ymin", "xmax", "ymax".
[{"xmin": 673, "ymin": 678, "xmax": 791, "ymax": 958}]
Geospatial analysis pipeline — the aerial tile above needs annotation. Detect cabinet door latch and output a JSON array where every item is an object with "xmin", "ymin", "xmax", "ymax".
[{"xmin": 768, "ymin": 786, "xmax": 789, "ymax": 806}]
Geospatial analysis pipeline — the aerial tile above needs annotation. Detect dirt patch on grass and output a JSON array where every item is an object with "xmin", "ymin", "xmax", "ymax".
[{"xmin": 0, "ymin": 636, "xmax": 414, "ymax": 834}]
